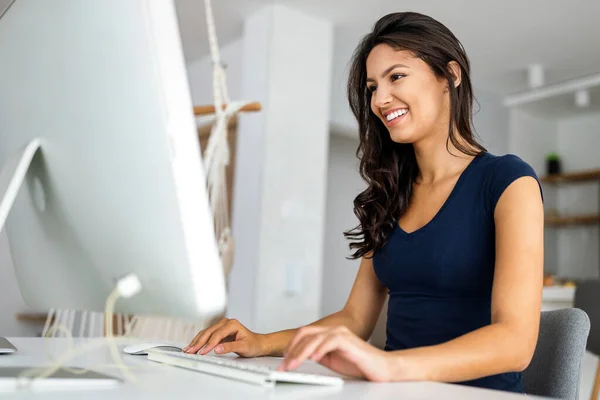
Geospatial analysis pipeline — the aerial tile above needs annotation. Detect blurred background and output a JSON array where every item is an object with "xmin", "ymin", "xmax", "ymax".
[{"xmin": 1, "ymin": 0, "xmax": 599, "ymax": 396}]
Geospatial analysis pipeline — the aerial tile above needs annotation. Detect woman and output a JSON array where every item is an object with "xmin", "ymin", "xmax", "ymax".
[{"xmin": 184, "ymin": 11, "xmax": 544, "ymax": 393}]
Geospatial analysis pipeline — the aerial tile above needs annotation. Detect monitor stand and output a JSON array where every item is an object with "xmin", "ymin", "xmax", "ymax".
[
  {"xmin": 0, "ymin": 138, "xmax": 41, "ymax": 233},
  {"xmin": 0, "ymin": 338, "xmax": 17, "ymax": 354},
  {"xmin": 0, "ymin": 138, "xmax": 42, "ymax": 353}
]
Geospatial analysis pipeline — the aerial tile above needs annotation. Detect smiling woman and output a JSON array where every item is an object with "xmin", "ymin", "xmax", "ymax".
[
  {"xmin": 184, "ymin": 11, "xmax": 544, "ymax": 395},
  {"xmin": 340, "ymin": 12, "xmax": 543, "ymax": 393},
  {"xmin": 345, "ymin": 12, "xmax": 486, "ymax": 255}
]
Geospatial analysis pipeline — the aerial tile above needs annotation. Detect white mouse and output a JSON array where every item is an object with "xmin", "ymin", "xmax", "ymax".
[{"xmin": 122, "ymin": 342, "xmax": 183, "ymax": 355}]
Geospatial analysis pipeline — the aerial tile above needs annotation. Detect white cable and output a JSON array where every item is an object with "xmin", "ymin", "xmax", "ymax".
[
  {"xmin": 88, "ymin": 312, "xmax": 95, "ymax": 338},
  {"xmin": 17, "ymin": 275, "xmax": 143, "ymax": 390},
  {"xmin": 124, "ymin": 315, "xmax": 139, "ymax": 337},
  {"xmin": 79, "ymin": 311, "xmax": 88, "ymax": 338},
  {"xmin": 122, "ymin": 315, "xmax": 128, "ymax": 336},
  {"xmin": 42, "ymin": 309, "xmax": 54, "ymax": 338},
  {"xmin": 51, "ymin": 309, "xmax": 62, "ymax": 338},
  {"xmin": 60, "ymin": 311, "xmax": 70, "ymax": 338},
  {"xmin": 116, "ymin": 314, "xmax": 123, "ymax": 337},
  {"xmin": 67, "ymin": 310, "xmax": 76, "ymax": 335},
  {"xmin": 104, "ymin": 289, "xmax": 137, "ymax": 384}
]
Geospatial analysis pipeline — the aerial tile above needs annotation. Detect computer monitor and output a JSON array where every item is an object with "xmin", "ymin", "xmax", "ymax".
[{"xmin": 0, "ymin": 0, "xmax": 227, "ymax": 323}]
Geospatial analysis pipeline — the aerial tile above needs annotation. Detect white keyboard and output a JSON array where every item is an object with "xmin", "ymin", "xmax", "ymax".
[{"xmin": 146, "ymin": 349, "xmax": 344, "ymax": 387}]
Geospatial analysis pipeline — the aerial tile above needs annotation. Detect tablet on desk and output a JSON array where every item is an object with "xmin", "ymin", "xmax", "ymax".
[
  {"xmin": 0, "ymin": 338, "xmax": 17, "ymax": 354},
  {"xmin": 0, "ymin": 367, "xmax": 121, "ymax": 392}
]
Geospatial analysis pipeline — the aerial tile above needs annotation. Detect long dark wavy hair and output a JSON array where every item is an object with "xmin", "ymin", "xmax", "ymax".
[{"xmin": 344, "ymin": 12, "xmax": 486, "ymax": 259}]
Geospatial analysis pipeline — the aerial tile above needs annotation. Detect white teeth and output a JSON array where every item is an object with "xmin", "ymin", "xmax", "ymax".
[{"xmin": 386, "ymin": 109, "xmax": 408, "ymax": 121}]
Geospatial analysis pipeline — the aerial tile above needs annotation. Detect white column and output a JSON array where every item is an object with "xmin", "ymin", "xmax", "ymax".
[{"xmin": 227, "ymin": 4, "xmax": 334, "ymax": 333}]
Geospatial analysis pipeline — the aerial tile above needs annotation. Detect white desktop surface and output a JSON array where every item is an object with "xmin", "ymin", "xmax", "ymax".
[{"xmin": 0, "ymin": 338, "xmax": 546, "ymax": 399}]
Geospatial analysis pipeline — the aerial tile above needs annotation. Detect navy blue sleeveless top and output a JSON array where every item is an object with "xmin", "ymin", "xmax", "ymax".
[{"xmin": 372, "ymin": 152, "xmax": 541, "ymax": 393}]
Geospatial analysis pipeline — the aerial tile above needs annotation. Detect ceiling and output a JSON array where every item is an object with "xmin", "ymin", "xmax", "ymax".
[
  {"xmin": 2, "ymin": 0, "xmax": 598, "ymax": 100},
  {"xmin": 174, "ymin": 0, "xmax": 600, "ymax": 97}
]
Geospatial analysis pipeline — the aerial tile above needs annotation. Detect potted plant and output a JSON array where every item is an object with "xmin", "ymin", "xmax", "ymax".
[{"xmin": 546, "ymin": 152, "xmax": 561, "ymax": 175}]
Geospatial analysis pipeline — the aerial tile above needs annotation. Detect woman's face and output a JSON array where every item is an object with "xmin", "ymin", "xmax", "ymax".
[{"xmin": 366, "ymin": 44, "xmax": 453, "ymax": 144}]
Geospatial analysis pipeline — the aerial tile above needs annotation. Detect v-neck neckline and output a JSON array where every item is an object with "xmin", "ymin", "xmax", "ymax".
[{"xmin": 396, "ymin": 153, "xmax": 484, "ymax": 237}]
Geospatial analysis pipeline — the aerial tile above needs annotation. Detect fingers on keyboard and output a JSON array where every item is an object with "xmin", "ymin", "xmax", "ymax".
[
  {"xmin": 184, "ymin": 318, "xmax": 228, "ymax": 353},
  {"xmin": 216, "ymin": 341, "xmax": 246, "ymax": 355},
  {"xmin": 201, "ymin": 323, "xmax": 239, "ymax": 355}
]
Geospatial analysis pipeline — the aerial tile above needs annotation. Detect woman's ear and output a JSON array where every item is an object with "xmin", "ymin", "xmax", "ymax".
[{"xmin": 447, "ymin": 61, "xmax": 462, "ymax": 89}]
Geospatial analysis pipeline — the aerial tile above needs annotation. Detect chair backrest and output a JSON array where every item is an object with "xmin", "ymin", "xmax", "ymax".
[
  {"xmin": 522, "ymin": 308, "xmax": 590, "ymax": 400},
  {"xmin": 574, "ymin": 280, "xmax": 600, "ymax": 356}
]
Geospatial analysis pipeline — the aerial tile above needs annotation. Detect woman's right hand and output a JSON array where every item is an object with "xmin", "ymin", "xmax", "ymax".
[{"xmin": 183, "ymin": 318, "xmax": 267, "ymax": 358}]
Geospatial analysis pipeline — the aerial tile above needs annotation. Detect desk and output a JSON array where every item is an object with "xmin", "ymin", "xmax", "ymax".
[{"xmin": 1, "ymin": 338, "xmax": 546, "ymax": 399}]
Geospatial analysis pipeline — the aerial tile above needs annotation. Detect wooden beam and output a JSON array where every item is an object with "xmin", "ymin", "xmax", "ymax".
[
  {"xmin": 545, "ymin": 214, "xmax": 600, "ymax": 226},
  {"xmin": 194, "ymin": 102, "xmax": 262, "ymax": 116},
  {"xmin": 16, "ymin": 312, "xmax": 49, "ymax": 323},
  {"xmin": 541, "ymin": 169, "xmax": 600, "ymax": 183}
]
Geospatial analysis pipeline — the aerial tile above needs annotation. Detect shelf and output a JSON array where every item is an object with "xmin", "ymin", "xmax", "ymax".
[
  {"xmin": 546, "ymin": 214, "xmax": 600, "ymax": 226},
  {"xmin": 541, "ymin": 169, "xmax": 600, "ymax": 183},
  {"xmin": 542, "ymin": 286, "xmax": 575, "ymax": 303}
]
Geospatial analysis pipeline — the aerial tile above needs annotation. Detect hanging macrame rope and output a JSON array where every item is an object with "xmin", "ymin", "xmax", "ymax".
[{"xmin": 202, "ymin": 0, "xmax": 252, "ymax": 280}]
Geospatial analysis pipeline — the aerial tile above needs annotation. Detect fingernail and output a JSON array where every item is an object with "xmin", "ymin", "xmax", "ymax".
[{"xmin": 215, "ymin": 344, "xmax": 223, "ymax": 353}]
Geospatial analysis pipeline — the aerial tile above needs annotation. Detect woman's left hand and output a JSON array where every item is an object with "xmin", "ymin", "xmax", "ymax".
[{"xmin": 277, "ymin": 325, "xmax": 392, "ymax": 382}]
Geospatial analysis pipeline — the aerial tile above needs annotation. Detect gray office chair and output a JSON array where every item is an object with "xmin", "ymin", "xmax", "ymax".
[
  {"xmin": 522, "ymin": 308, "xmax": 590, "ymax": 400},
  {"xmin": 574, "ymin": 280, "xmax": 600, "ymax": 400}
]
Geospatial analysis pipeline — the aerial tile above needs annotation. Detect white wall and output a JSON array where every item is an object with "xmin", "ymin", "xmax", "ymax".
[
  {"xmin": 186, "ymin": 17, "xmax": 335, "ymax": 330},
  {"xmin": 508, "ymin": 109, "xmax": 559, "ymax": 174},
  {"xmin": 555, "ymin": 113, "xmax": 600, "ymax": 279},
  {"xmin": 249, "ymin": 5, "xmax": 334, "ymax": 333},
  {"xmin": 319, "ymin": 132, "xmax": 388, "ymax": 349},
  {"xmin": 196, "ymin": 5, "xmax": 333, "ymax": 333},
  {"xmin": 557, "ymin": 113, "xmax": 600, "ymax": 172},
  {"xmin": 507, "ymin": 108, "xmax": 600, "ymax": 400},
  {"xmin": 508, "ymin": 109, "xmax": 560, "ymax": 275},
  {"xmin": 185, "ymin": 38, "xmax": 243, "ymax": 107},
  {"xmin": 472, "ymin": 89, "xmax": 509, "ymax": 156},
  {"xmin": 508, "ymin": 109, "xmax": 600, "ymax": 279},
  {"xmin": 329, "ymin": 27, "xmax": 359, "ymax": 135},
  {"xmin": 320, "ymin": 134, "xmax": 363, "ymax": 316}
]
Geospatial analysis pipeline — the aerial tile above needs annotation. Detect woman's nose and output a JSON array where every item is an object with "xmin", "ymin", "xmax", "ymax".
[{"xmin": 373, "ymin": 87, "xmax": 393, "ymax": 108}]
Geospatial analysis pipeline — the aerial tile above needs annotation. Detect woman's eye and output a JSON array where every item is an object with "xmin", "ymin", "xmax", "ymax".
[
  {"xmin": 391, "ymin": 73, "xmax": 404, "ymax": 82},
  {"xmin": 368, "ymin": 85, "xmax": 377, "ymax": 92}
]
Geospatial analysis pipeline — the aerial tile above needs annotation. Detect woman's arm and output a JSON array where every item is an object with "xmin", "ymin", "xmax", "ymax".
[
  {"xmin": 185, "ymin": 255, "xmax": 387, "ymax": 357},
  {"xmin": 263, "ymin": 255, "xmax": 388, "ymax": 357},
  {"xmin": 387, "ymin": 176, "xmax": 544, "ymax": 382}
]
